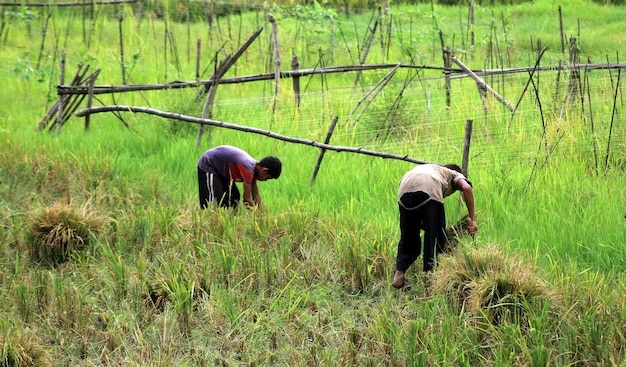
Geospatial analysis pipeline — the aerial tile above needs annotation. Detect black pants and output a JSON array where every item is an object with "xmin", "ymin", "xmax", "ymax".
[
  {"xmin": 395, "ymin": 191, "xmax": 448, "ymax": 273},
  {"xmin": 197, "ymin": 166, "xmax": 240, "ymax": 209}
]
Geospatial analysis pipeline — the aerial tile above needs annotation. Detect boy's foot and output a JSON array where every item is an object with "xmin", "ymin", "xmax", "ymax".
[{"xmin": 392, "ymin": 270, "xmax": 405, "ymax": 288}]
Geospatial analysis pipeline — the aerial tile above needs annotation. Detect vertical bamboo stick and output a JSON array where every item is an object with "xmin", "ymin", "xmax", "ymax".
[
  {"xmin": 469, "ymin": 0, "xmax": 475, "ymax": 61},
  {"xmin": 310, "ymin": 116, "xmax": 339, "ymax": 186},
  {"xmin": 462, "ymin": 119, "xmax": 473, "ymax": 176},
  {"xmin": 56, "ymin": 53, "xmax": 66, "ymax": 135},
  {"xmin": 85, "ymin": 69, "xmax": 100, "ymax": 131},
  {"xmin": 118, "ymin": 16, "xmax": 126, "ymax": 84},
  {"xmin": 443, "ymin": 47, "xmax": 451, "ymax": 108},
  {"xmin": 196, "ymin": 38, "xmax": 201, "ymax": 80},
  {"xmin": 558, "ymin": 5, "xmax": 565, "ymax": 56},
  {"xmin": 292, "ymin": 54, "xmax": 301, "ymax": 108},
  {"xmin": 36, "ymin": 13, "xmax": 51, "ymax": 71},
  {"xmin": 269, "ymin": 13, "xmax": 280, "ymax": 112}
]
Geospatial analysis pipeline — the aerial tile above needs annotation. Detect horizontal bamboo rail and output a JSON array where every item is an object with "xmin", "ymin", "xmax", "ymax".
[
  {"xmin": 74, "ymin": 105, "xmax": 432, "ymax": 165},
  {"xmin": 0, "ymin": 0, "xmax": 136, "ymax": 6},
  {"xmin": 56, "ymin": 62, "xmax": 626, "ymax": 96}
]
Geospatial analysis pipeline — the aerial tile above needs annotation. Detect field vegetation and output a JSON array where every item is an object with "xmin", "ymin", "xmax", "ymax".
[{"xmin": 1, "ymin": 0, "xmax": 625, "ymax": 365}]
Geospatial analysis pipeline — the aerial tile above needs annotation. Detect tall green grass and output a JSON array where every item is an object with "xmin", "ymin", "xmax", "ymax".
[{"xmin": 1, "ymin": 0, "xmax": 625, "ymax": 365}]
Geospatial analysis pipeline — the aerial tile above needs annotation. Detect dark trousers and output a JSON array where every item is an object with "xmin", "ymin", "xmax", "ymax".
[
  {"xmin": 197, "ymin": 166, "xmax": 240, "ymax": 209},
  {"xmin": 395, "ymin": 192, "xmax": 448, "ymax": 273}
]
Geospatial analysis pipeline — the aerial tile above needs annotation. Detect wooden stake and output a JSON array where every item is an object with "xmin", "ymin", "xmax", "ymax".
[
  {"xmin": 292, "ymin": 54, "xmax": 301, "ymax": 108},
  {"xmin": 85, "ymin": 69, "xmax": 100, "ymax": 131},
  {"xmin": 269, "ymin": 13, "xmax": 280, "ymax": 112},
  {"xmin": 56, "ymin": 53, "xmax": 66, "ymax": 135}
]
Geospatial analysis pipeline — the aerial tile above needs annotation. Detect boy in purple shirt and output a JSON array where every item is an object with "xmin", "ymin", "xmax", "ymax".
[{"xmin": 197, "ymin": 145, "xmax": 282, "ymax": 210}]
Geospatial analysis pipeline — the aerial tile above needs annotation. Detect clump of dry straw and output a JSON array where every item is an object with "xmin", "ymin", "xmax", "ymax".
[{"xmin": 26, "ymin": 203, "xmax": 104, "ymax": 266}]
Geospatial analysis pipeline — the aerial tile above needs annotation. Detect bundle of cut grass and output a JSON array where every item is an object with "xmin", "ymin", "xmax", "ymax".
[
  {"xmin": 444, "ymin": 214, "xmax": 472, "ymax": 251},
  {"xmin": 432, "ymin": 244, "xmax": 560, "ymax": 327},
  {"xmin": 26, "ymin": 203, "xmax": 104, "ymax": 266},
  {"xmin": 0, "ymin": 326, "xmax": 52, "ymax": 367}
]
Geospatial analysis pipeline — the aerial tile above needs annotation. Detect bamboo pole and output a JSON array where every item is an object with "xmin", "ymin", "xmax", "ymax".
[
  {"xmin": 40, "ymin": 63, "xmax": 90, "ymax": 131},
  {"xmin": 462, "ymin": 119, "xmax": 473, "ymax": 176},
  {"xmin": 292, "ymin": 54, "xmax": 301, "ymax": 108},
  {"xmin": 355, "ymin": 17, "xmax": 378, "ymax": 86},
  {"xmin": 558, "ymin": 5, "xmax": 565, "ymax": 56},
  {"xmin": 195, "ymin": 38, "xmax": 201, "ymax": 80},
  {"xmin": 444, "ymin": 47, "xmax": 451, "ymax": 108},
  {"xmin": 469, "ymin": 0, "xmax": 475, "ymax": 61},
  {"xmin": 310, "ymin": 116, "xmax": 339, "ymax": 186},
  {"xmin": 509, "ymin": 47, "xmax": 547, "ymax": 127},
  {"xmin": 36, "ymin": 13, "xmax": 52, "ymax": 71},
  {"xmin": 59, "ymin": 62, "xmax": 626, "ymax": 97},
  {"xmin": 605, "ymin": 67, "xmax": 621, "ymax": 168},
  {"xmin": 85, "ymin": 68, "xmax": 101, "ymax": 131},
  {"xmin": 56, "ymin": 53, "xmax": 66, "ymax": 135},
  {"xmin": 76, "ymin": 105, "xmax": 432, "ymax": 165},
  {"xmin": 118, "ymin": 15, "xmax": 126, "ymax": 85},
  {"xmin": 451, "ymin": 55, "xmax": 514, "ymax": 112},
  {"xmin": 196, "ymin": 28, "xmax": 264, "ymax": 145},
  {"xmin": 458, "ymin": 119, "xmax": 473, "ymax": 214},
  {"xmin": 268, "ymin": 13, "xmax": 280, "ymax": 112},
  {"xmin": 347, "ymin": 63, "xmax": 401, "ymax": 130},
  {"xmin": 0, "ymin": 0, "xmax": 136, "ymax": 6}
]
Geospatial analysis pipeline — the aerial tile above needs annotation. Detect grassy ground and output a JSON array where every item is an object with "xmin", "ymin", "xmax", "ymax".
[{"xmin": 1, "ymin": 0, "xmax": 626, "ymax": 365}]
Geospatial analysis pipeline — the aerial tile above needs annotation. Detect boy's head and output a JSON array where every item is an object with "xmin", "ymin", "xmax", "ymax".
[
  {"xmin": 444, "ymin": 163, "xmax": 464, "ymax": 175},
  {"xmin": 259, "ymin": 156, "xmax": 282, "ymax": 179}
]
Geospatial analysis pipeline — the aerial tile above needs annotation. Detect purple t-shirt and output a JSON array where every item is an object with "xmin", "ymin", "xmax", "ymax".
[{"xmin": 198, "ymin": 145, "xmax": 256, "ymax": 184}]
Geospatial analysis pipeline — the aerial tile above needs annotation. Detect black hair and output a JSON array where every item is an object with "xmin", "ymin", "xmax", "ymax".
[
  {"xmin": 444, "ymin": 163, "xmax": 464, "ymax": 175},
  {"xmin": 259, "ymin": 156, "xmax": 282, "ymax": 179},
  {"xmin": 444, "ymin": 163, "xmax": 472, "ymax": 188}
]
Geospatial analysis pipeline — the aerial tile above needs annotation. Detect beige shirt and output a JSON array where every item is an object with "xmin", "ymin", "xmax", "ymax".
[{"xmin": 398, "ymin": 164, "xmax": 467, "ymax": 208}]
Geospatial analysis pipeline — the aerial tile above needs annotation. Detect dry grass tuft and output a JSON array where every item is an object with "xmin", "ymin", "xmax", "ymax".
[
  {"xmin": 26, "ymin": 203, "xmax": 105, "ymax": 266},
  {"xmin": 444, "ymin": 214, "xmax": 472, "ymax": 251},
  {"xmin": 432, "ymin": 244, "xmax": 560, "ymax": 327},
  {"xmin": 0, "ymin": 327, "xmax": 53, "ymax": 367}
]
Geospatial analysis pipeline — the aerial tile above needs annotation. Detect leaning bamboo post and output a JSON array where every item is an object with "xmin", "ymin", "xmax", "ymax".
[
  {"xmin": 197, "ymin": 60, "xmax": 224, "ymax": 147},
  {"xmin": 451, "ymin": 55, "xmax": 514, "ymax": 112},
  {"xmin": 605, "ymin": 67, "xmax": 621, "ymax": 168},
  {"xmin": 355, "ymin": 17, "xmax": 377, "ymax": 86},
  {"xmin": 347, "ymin": 63, "xmax": 400, "ymax": 130},
  {"xmin": 509, "ymin": 47, "xmax": 547, "ymax": 126},
  {"xmin": 292, "ymin": 54, "xmax": 301, "ymax": 108},
  {"xmin": 196, "ymin": 28, "xmax": 264, "ymax": 146},
  {"xmin": 36, "ymin": 13, "xmax": 51, "ymax": 71},
  {"xmin": 310, "ymin": 116, "xmax": 339, "ymax": 186},
  {"xmin": 56, "ymin": 53, "xmax": 66, "ymax": 135},
  {"xmin": 268, "ymin": 13, "xmax": 280, "ymax": 112},
  {"xmin": 39, "ymin": 62, "xmax": 88, "ymax": 131}
]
